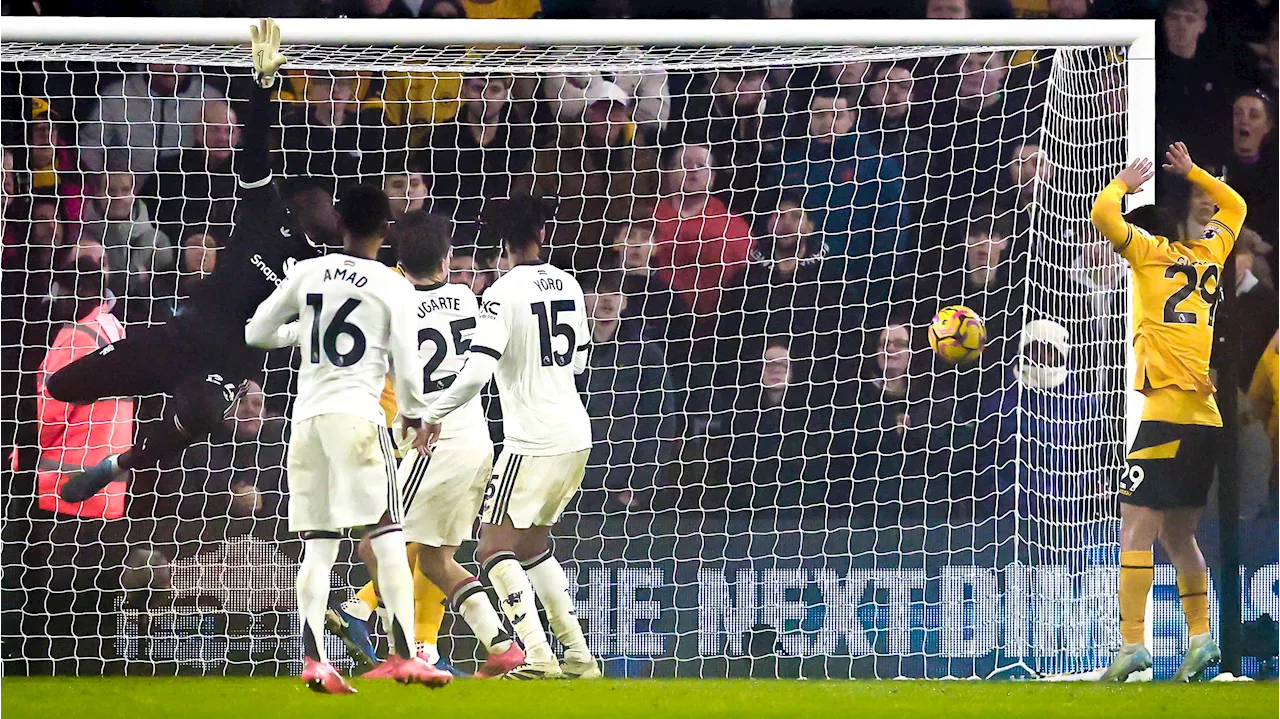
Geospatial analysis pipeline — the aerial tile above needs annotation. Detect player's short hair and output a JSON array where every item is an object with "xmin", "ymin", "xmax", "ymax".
[
  {"xmin": 393, "ymin": 211, "xmax": 453, "ymax": 276},
  {"xmin": 1124, "ymin": 204, "xmax": 1180, "ymax": 241},
  {"xmin": 479, "ymin": 194, "xmax": 557, "ymax": 255},
  {"xmin": 337, "ymin": 184, "xmax": 392, "ymax": 239}
]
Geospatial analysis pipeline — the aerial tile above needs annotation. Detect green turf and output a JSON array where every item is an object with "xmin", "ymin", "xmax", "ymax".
[{"xmin": 3, "ymin": 677, "xmax": 1277, "ymax": 719}]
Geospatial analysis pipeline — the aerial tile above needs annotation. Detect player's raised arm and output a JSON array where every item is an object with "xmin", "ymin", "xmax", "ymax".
[
  {"xmin": 240, "ymin": 19, "xmax": 286, "ymax": 189},
  {"xmin": 1162, "ymin": 141, "xmax": 1248, "ymax": 243},
  {"xmin": 1090, "ymin": 157, "xmax": 1155, "ymax": 252}
]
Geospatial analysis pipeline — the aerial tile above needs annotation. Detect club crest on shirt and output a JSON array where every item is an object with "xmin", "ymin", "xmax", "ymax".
[{"xmin": 1202, "ymin": 227, "xmax": 1218, "ymax": 240}]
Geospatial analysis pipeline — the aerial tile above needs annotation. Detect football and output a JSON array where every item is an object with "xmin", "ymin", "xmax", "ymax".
[{"xmin": 929, "ymin": 305, "xmax": 987, "ymax": 364}]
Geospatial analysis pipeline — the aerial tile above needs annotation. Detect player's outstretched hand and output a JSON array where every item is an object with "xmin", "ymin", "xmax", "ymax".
[
  {"xmin": 1116, "ymin": 158, "xmax": 1155, "ymax": 195},
  {"xmin": 250, "ymin": 18, "xmax": 286, "ymax": 89},
  {"xmin": 1162, "ymin": 141, "xmax": 1195, "ymax": 177}
]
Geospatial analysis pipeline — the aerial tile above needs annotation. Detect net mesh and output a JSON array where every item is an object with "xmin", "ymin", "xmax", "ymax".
[{"xmin": 0, "ymin": 38, "xmax": 1134, "ymax": 678}]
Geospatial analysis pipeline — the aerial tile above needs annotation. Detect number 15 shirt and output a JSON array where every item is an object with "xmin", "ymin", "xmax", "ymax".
[
  {"xmin": 431, "ymin": 260, "xmax": 591, "ymax": 456},
  {"xmin": 1090, "ymin": 165, "xmax": 1247, "ymax": 427}
]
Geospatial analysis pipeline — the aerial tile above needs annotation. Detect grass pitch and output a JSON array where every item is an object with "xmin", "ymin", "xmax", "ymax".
[{"xmin": 3, "ymin": 677, "xmax": 1276, "ymax": 718}]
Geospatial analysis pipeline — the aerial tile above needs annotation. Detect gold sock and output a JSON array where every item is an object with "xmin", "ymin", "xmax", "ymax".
[
  {"xmin": 1178, "ymin": 572, "xmax": 1211, "ymax": 637},
  {"xmin": 410, "ymin": 545, "xmax": 446, "ymax": 646},
  {"xmin": 1119, "ymin": 550, "xmax": 1154, "ymax": 645},
  {"xmin": 355, "ymin": 580, "xmax": 379, "ymax": 613}
]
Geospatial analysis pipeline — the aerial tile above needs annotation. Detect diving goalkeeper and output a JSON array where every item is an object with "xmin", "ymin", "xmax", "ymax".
[
  {"xmin": 51, "ymin": 20, "xmax": 314, "ymax": 503},
  {"xmin": 1090, "ymin": 142, "xmax": 1246, "ymax": 683}
]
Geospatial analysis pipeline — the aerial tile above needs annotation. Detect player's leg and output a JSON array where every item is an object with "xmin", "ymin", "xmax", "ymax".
[
  {"xmin": 44, "ymin": 324, "xmax": 177, "ymax": 404},
  {"xmin": 288, "ymin": 416, "xmax": 355, "ymax": 694},
  {"xmin": 1161, "ymin": 506, "xmax": 1221, "ymax": 681},
  {"xmin": 416, "ymin": 543, "xmax": 524, "ymax": 677},
  {"xmin": 512, "ymin": 450, "xmax": 600, "ymax": 679},
  {"xmin": 477, "ymin": 520, "xmax": 560, "ymax": 677},
  {"xmin": 409, "ymin": 548, "xmax": 451, "ymax": 668},
  {"xmin": 353, "ymin": 424, "xmax": 449, "ymax": 687}
]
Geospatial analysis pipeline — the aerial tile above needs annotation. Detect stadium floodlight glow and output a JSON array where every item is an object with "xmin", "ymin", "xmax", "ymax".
[{"xmin": 1, "ymin": 16, "xmax": 1165, "ymax": 680}]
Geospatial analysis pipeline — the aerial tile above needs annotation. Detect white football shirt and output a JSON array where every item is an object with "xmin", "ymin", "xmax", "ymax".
[
  {"xmin": 470, "ymin": 261, "xmax": 591, "ymax": 455},
  {"xmin": 245, "ymin": 253, "xmax": 427, "ymax": 426},
  {"xmin": 410, "ymin": 280, "xmax": 487, "ymax": 442}
]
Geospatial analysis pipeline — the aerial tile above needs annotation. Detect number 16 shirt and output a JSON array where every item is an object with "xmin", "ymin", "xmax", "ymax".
[
  {"xmin": 245, "ymin": 253, "xmax": 428, "ymax": 427},
  {"xmin": 1090, "ymin": 165, "xmax": 1247, "ymax": 427},
  {"xmin": 466, "ymin": 260, "xmax": 592, "ymax": 456}
]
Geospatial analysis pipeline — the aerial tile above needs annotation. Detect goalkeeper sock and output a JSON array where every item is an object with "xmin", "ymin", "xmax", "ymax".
[
  {"xmin": 1178, "ymin": 572, "xmax": 1211, "ymax": 637},
  {"xmin": 524, "ymin": 551, "xmax": 590, "ymax": 659},
  {"xmin": 343, "ymin": 582, "xmax": 378, "ymax": 622},
  {"xmin": 368, "ymin": 525, "xmax": 415, "ymax": 660},
  {"xmin": 296, "ymin": 534, "xmax": 341, "ymax": 663},
  {"xmin": 484, "ymin": 552, "xmax": 554, "ymax": 663},
  {"xmin": 412, "ymin": 551, "xmax": 447, "ymax": 651},
  {"xmin": 1119, "ymin": 550, "xmax": 1154, "ymax": 645},
  {"xmin": 451, "ymin": 576, "xmax": 513, "ymax": 654}
]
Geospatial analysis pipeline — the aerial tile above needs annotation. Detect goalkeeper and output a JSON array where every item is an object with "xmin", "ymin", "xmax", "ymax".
[
  {"xmin": 51, "ymin": 20, "xmax": 312, "ymax": 503},
  {"xmin": 1089, "ymin": 142, "xmax": 1246, "ymax": 683}
]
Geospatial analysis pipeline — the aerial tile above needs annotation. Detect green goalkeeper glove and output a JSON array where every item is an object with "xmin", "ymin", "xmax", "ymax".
[{"xmin": 250, "ymin": 18, "xmax": 286, "ymax": 89}]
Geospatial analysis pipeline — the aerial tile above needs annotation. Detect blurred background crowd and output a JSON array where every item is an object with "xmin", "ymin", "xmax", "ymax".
[{"xmin": 0, "ymin": 0, "xmax": 1275, "ymax": 657}]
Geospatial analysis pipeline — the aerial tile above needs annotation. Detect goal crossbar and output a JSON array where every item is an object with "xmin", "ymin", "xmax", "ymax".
[{"xmin": 2, "ymin": 17, "xmax": 1156, "ymax": 52}]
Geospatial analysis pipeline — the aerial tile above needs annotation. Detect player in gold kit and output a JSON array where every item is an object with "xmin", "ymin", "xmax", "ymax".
[{"xmin": 1090, "ymin": 142, "xmax": 1246, "ymax": 682}]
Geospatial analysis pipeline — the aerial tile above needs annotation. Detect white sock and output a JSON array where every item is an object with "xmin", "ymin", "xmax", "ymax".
[
  {"xmin": 341, "ymin": 597, "xmax": 373, "ymax": 622},
  {"xmin": 524, "ymin": 551, "xmax": 590, "ymax": 659},
  {"xmin": 452, "ymin": 576, "xmax": 512, "ymax": 654},
  {"xmin": 484, "ymin": 552, "xmax": 554, "ymax": 663},
  {"xmin": 296, "ymin": 535, "xmax": 341, "ymax": 663},
  {"xmin": 417, "ymin": 642, "xmax": 439, "ymax": 665},
  {"xmin": 369, "ymin": 525, "xmax": 416, "ymax": 659},
  {"xmin": 376, "ymin": 607, "xmax": 396, "ymax": 656}
]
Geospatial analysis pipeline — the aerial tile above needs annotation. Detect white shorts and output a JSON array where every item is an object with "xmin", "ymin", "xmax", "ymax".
[
  {"xmin": 480, "ymin": 448, "xmax": 590, "ymax": 529},
  {"xmin": 398, "ymin": 437, "xmax": 494, "ymax": 547},
  {"xmin": 287, "ymin": 414, "xmax": 398, "ymax": 533}
]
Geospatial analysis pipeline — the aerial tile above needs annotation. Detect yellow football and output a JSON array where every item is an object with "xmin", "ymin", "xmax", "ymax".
[{"xmin": 929, "ymin": 305, "xmax": 987, "ymax": 364}]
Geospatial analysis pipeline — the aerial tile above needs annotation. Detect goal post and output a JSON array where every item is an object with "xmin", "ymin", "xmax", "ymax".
[{"xmin": 1, "ymin": 17, "xmax": 1165, "ymax": 679}]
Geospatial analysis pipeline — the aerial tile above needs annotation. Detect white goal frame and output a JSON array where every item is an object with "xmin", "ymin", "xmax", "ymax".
[{"xmin": 1, "ymin": 16, "xmax": 1157, "ymax": 677}]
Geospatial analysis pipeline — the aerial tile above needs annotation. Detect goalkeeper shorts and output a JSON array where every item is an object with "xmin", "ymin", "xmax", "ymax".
[{"xmin": 1121, "ymin": 421, "xmax": 1220, "ymax": 509}]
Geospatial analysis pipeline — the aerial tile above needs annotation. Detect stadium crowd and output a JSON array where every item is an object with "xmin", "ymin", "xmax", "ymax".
[{"xmin": 0, "ymin": 0, "xmax": 1276, "ymax": 650}]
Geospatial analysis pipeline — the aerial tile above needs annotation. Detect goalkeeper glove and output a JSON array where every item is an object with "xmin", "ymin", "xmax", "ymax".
[{"xmin": 250, "ymin": 18, "xmax": 286, "ymax": 89}]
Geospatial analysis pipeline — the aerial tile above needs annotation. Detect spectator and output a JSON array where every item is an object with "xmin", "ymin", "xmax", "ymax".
[
  {"xmin": 1224, "ymin": 90, "xmax": 1278, "ymax": 263},
  {"xmin": 652, "ymin": 142, "xmax": 753, "ymax": 334},
  {"xmin": 1046, "ymin": 0, "xmax": 1090, "ymax": 19},
  {"xmin": 25, "ymin": 98, "xmax": 85, "ymax": 222},
  {"xmin": 1, "ymin": 147, "xmax": 16, "ymax": 264},
  {"xmin": 925, "ymin": 0, "xmax": 970, "ymax": 18},
  {"xmin": 860, "ymin": 63, "xmax": 929, "ymax": 217},
  {"xmin": 676, "ymin": 68, "xmax": 786, "ymax": 214},
  {"xmin": 996, "ymin": 139, "xmax": 1050, "ymax": 233},
  {"xmin": 36, "ymin": 242, "xmax": 132, "ymax": 520},
  {"xmin": 280, "ymin": 71, "xmax": 394, "ymax": 181},
  {"xmin": 447, "ymin": 248, "xmax": 495, "ymax": 296},
  {"xmin": 84, "ymin": 165, "xmax": 177, "ymax": 305},
  {"xmin": 608, "ymin": 220, "xmax": 691, "ymax": 344},
  {"xmin": 704, "ymin": 339, "xmax": 829, "ymax": 510},
  {"xmin": 532, "ymin": 79, "xmax": 659, "ymax": 269},
  {"xmin": 172, "ymin": 229, "xmax": 221, "ymax": 306},
  {"xmin": 540, "ymin": 69, "xmax": 670, "ymax": 139},
  {"xmin": 715, "ymin": 193, "xmax": 856, "ymax": 381},
  {"xmin": 423, "ymin": 74, "xmax": 534, "ymax": 225},
  {"xmin": 577, "ymin": 270, "xmax": 676, "ymax": 510},
  {"xmin": 148, "ymin": 99, "xmax": 240, "ymax": 243},
  {"xmin": 381, "ymin": 157, "xmax": 430, "ymax": 219},
  {"xmin": 935, "ymin": 212, "xmax": 1025, "ymax": 362},
  {"xmin": 976, "ymin": 319, "xmax": 1103, "ymax": 520},
  {"xmin": 79, "ymin": 64, "xmax": 224, "ymax": 175},
  {"xmin": 22, "ymin": 193, "xmax": 66, "ymax": 271},
  {"xmin": 330, "ymin": 0, "xmax": 416, "ymax": 17},
  {"xmin": 779, "ymin": 88, "xmax": 906, "ymax": 302},
  {"xmin": 1230, "ymin": 228, "xmax": 1279, "ymax": 389}
]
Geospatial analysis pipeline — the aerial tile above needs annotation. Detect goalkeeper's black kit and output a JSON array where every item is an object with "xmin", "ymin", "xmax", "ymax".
[{"xmin": 47, "ymin": 84, "xmax": 321, "ymax": 471}]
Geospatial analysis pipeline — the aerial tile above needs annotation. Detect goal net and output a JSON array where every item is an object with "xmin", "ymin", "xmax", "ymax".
[{"xmin": 1, "ymin": 19, "xmax": 1150, "ymax": 679}]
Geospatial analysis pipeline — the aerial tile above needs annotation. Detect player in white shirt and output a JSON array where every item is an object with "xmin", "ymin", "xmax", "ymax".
[
  {"xmin": 381, "ymin": 211, "xmax": 526, "ymax": 678},
  {"xmin": 245, "ymin": 185, "xmax": 450, "ymax": 692},
  {"xmin": 421, "ymin": 195, "xmax": 600, "ymax": 680}
]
